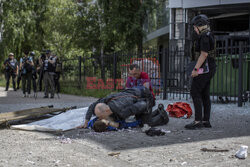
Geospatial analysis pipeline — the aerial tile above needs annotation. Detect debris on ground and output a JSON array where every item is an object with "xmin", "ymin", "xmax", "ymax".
[
  {"xmin": 108, "ymin": 152, "xmax": 120, "ymax": 156},
  {"xmin": 57, "ymin": 135, "xmax": 72, "ymax": 144},
  {"xmin": 181, "ymin": 162, "xmax": 187, "ymax": 165},
  {"xmin": 145, "ymin": 127, "xmax": 166, "ymax": 136},
  {"xmin": 235, "ymin": 145, "xmax": 248, "ymax": 159},
  {"xmin": 201, "ymin": 148, "xmax": 229, "ymax": 152}
]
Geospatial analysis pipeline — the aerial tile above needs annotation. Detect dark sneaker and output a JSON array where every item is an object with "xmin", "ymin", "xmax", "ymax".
[
  {"xmin": 4, "ymin": 89, "xmax": 8, "ymax": 91},
  {"xmin": 185, "ymin": 121, "xmax": 203, "ymax": 130},
  {"xmin": 43, "ymin": 95, "xmax": 48, "ymax": 98},
  {"xmin": 50, "ymin": 96, "xmax": 54, "ymax": 99},
  {"xmin": 203, "ymin": 121, "xmax": 212, "ymax": 128}
]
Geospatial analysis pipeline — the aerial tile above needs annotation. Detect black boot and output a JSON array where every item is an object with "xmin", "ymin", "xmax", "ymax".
[
  {"xmin": 185, "ymin": 121, "xmax": 203, "ymax": 130},
  {"xmin": 158, "ymin": 104, "xmax": 169, "ymax": 123},
  {"xmin": 203, "ymin": 121, "xmax": 212, "ymax": 128}
]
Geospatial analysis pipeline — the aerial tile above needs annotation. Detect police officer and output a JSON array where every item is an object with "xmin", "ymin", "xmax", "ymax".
[
  {"xmin": 185, "ymin": 14, "xmax": 216, "ymax": 129},
  {"xmin": 3, "ymin": 53, "xmax": 18, "ymax": 91},
  {"xmin": 43, "ymin": 50, "xmax": 56, "ymax": 98},
  {"xmin": 20, "ymin": 51, "xmax": 34, "ymax": 97}
]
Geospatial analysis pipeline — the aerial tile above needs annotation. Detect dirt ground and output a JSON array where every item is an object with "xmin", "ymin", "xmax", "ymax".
[{"xmin": 0, "ymin": 87, "xmax": 250, "ymax": 167}]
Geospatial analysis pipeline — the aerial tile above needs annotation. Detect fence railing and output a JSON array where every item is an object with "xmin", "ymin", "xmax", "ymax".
[{"xmin": 60, "ymin": 42, "xmax": 250, "ymax": 106}]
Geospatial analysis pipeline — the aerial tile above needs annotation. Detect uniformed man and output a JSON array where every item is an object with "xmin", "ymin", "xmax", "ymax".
[
  {"xmin": 43, "ymin": 50, "xmax": 56, "ymax": 98},
  {"xmin": 3, "ymin": 53, "xmax": 18, "ymax": 91},
  {"xmin": 185, "ymin": 14, "xmax": 217, "ymax": 129},
  {"xmin": 20, "ymin": 51, "xmax": 34, "ymax": 97}
]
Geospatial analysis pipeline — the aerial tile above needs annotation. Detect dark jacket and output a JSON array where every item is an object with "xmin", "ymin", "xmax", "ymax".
[{"xmin": 85, "ymin": 88, "xmax": 155, "ymax": 121}]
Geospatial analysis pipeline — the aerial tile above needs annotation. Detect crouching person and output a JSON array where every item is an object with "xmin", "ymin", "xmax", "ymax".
[
  {"xmin": 82, "ymin": 87, "xmax": 169, "ymax": 132},
  {"xmin": 89, "ymin": 104, "xmax": 169, "ymax": 132},
  {"xmin": 83, "ymin": 87, "xmax": 155, "ymax": 128}
]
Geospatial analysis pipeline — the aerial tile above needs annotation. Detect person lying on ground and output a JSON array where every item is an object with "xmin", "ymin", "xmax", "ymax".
[
  {"xmin": 88, "ymin": 117, "xmax": 142, "ymax": 132},
  {"xmin": 81, "ymin": 87, "xmax": 155, "ymax": 128},
  {"xmin": 86, "ymin": 103, "xmax": 169, "ymax": 132}
]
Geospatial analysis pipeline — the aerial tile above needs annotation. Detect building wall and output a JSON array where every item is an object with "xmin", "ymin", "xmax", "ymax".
[{"xmin": 169, "ymin": 0, "xmax": 250, "ymax": 8}]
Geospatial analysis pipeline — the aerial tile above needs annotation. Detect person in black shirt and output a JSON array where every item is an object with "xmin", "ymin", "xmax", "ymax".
[
  {"xmin": 3, "ymin": 53, "xmax": 18, "ymax": 91},
  {"xmin": 185, "ymin": 14, "xmax": 216, "ymax": 129},
  {"xmin": 20, "ymin": 51, "xmax": 34, "ymax": 97}
]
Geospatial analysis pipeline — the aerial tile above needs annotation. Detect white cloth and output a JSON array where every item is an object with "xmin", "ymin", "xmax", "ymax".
[{"xmin": 11, "ymin": 107, "xmax": 89, "ymax": 132}]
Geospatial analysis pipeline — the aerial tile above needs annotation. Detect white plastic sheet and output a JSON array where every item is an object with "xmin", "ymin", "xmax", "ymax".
[{"xmin": 11, "ymin": 107, "xmax": 89, "ymax": 132}]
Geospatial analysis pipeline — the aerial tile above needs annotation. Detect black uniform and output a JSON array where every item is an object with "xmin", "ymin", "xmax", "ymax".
[
  {"xmin": 20, "ymin": 56, "xmax": 33, "ymax": 95},
  {"xmin": 191, "ymin": 31, "xmax": 216, "ymax": 122},
  {"xmin": 3, "ymin": 58, "xmax": 18, "ymax": 91}
]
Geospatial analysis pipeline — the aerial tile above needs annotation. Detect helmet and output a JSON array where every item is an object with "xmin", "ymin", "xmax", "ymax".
[
  {"xmin": 9, "ymin": 53, "xmax": 14, "ymax": 56},
  {"xmin": 191, "ymin": 14, "xmax": 209, "ymax": 27}
]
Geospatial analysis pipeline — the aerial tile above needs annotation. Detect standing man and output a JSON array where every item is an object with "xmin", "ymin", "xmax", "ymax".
[
  {"xmin": 43, "ymin": 50, "xmax": 56, "ymax": 98},
  {"xmin": 20, "ymin": 51, "xmax": 34, "ymax": 97},
  {"xmin": 185, "ymin": 15, "xmax": 216, "ymax": 129},
  {"xmin": 3, "ymin": 53, "xmax": 18, "ymax": 91},
  {"xmin": 126, "ymin": 64, "xmax": 155, "ymax": 98}
]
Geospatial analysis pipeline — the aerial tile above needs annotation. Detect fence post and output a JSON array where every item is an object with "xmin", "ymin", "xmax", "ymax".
[
  {"xmin": 163, "ymin": 48, "xmax": 167, "ymax": 99},
  {"xmin": 78, "ymin": 56, "xmax": 82, "ymax": 89},
  {"xmin": 82, "ymin": 57, "xmax": 86, "ymax": 87},
  {"xmin": 238, "ymin": 42, "xmax": 243, "ymax": 107},
  {"xmin": 113, "ymin": 53, "xmax": 117, "ymax": 90}
]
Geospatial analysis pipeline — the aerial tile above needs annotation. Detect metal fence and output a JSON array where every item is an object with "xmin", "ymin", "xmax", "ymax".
[{"xmin": 60, "ymin": 41, "xmax": 250, "ymax": 106}]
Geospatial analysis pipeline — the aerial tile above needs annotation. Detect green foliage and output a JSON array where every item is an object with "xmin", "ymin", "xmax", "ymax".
[
  {"xmin": 0, "ymin": 0, "xmax": 156, "ymax": 61},
  {"xmin": 0, "ymin": 0, "xmax": 156, "ymax": 92}
]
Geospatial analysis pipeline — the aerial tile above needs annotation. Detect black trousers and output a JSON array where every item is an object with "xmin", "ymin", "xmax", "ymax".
[
  {"xmin": 5, "ymin": 71, "xmax": 16, "ymax": 90},
  {"xmin": 190, "ymin": 68, "xmax": 216, "ymax": 122},
  {"xmin": 22, "ymin": 72, "xmax": 32, "ymax": 94},
  {"xmin": 17, "ymin": 73, "xmax": 21, "ymax": 89}
]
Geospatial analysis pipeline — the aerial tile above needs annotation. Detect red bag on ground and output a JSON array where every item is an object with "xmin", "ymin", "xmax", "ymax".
[{"xmin": 166, "ymin": 102, "xmax": 192, "ymax": 118}]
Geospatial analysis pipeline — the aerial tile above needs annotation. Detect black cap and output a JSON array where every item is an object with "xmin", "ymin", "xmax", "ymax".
[
  {"xmin": 46, "ymin": 50, "xmax": 51, "ymax": 54},
  {"xmin": 191, "ymin": 14, "xmax": 209, "ymax": 27}
]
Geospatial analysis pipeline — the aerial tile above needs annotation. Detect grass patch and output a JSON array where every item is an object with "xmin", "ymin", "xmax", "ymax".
[{"xmin": 0, "ymin": 76, "xmax": 5, "ymax": 87}]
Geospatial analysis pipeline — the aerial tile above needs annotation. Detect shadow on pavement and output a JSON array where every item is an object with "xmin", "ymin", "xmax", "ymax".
[{"xmin": 64, "ymin": 104, "xmax": 250, "ymax": 151}]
